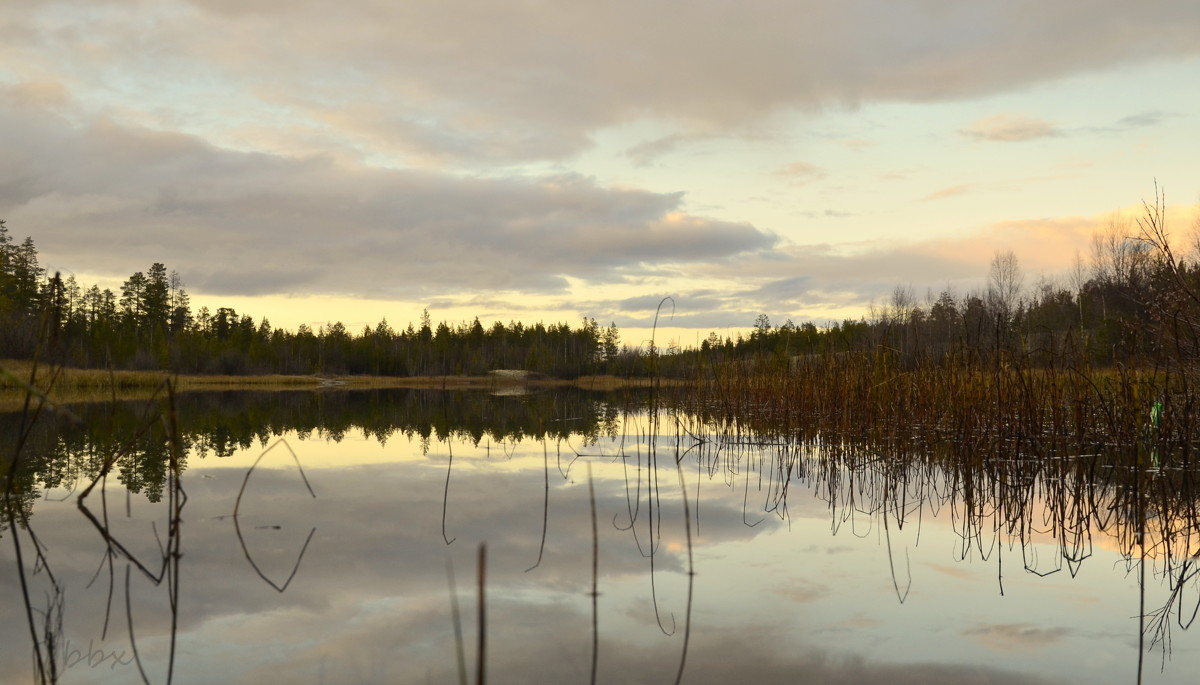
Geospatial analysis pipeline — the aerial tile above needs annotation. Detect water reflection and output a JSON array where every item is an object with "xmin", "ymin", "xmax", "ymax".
[{"xmin": 2, "ymin": 387, "xmax": 1199, "ymax": 683}]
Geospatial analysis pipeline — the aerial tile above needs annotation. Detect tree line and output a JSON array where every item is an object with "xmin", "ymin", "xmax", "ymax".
[
  {"xmin": 679, "ymin": 206, "xmax": 1200, "ymax": 377},
  {"xmin": 4, "ymin": 200, "xmax": 1199, "ymax": 379},
  {"xmin": 0, "ymin": 386, "xmax": 634, "ymax": 511},
  {"xmin": 0, "ymin": 219, "xmax": 626, "ymax": 377}
]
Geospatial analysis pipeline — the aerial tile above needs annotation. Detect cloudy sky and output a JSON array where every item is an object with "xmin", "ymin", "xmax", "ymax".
[{"xmin": 2, "ymin": 1, "xmax": 1199, "ymax": 343}]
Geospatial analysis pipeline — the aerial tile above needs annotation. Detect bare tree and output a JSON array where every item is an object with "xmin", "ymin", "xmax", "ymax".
[
  {"xmin": 1068, "ymin": 249, "xmax": 1088, "ymax": 327},
  {"xmin": 1091, "ymin": 213, "xmax": 1151, "ymax": 288},
  {"xmin": 986, "ymin": 249, "xmax": 1023, "ymax": 321},
  {"xmin": 889, "ymin": 284, "xmax": 916, "ymax": 325},
  {"xmin": 1134, "ymin": 184, "xmax": 1200, "ymax": 371},
  {"xmin": 1189, "ymin": 208, "xmax": 1200, "ymax": 265}
]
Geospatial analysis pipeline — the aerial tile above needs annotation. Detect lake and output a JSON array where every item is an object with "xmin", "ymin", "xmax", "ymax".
[{"xmin": 3, "ymin": 387, "xmax": 1199, "ymax": 684}]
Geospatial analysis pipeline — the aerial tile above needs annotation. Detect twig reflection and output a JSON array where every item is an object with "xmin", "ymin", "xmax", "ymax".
[{"xmin": 231, "ymin": 438, "xmax": 317, "ymax": 593}]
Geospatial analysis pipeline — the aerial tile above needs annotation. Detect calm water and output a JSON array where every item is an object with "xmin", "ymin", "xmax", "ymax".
[{"xmin": 3, "ymin": 388, "xmax": 1199, "ymax": 684}]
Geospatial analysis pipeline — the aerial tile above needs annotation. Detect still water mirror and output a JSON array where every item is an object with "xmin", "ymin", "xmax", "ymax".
[{"xmin": 3, "ymin": 388, "xmax": 1199, "ymax": 684}]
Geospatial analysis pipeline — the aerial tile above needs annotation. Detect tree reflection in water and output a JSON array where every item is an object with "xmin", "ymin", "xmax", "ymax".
[{"xmin": 3, "ymin": 387, "xmax": 1200, "ymax": 683}]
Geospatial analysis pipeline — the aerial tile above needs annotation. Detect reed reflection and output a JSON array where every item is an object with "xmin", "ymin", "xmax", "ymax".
[
  {"xmin": 678, "ymin": 419, "xmax": 1200, "ymax": 680},
  {"xmin": 4, "ymin": 386, "xmax": 1200, "ymax": 683}
]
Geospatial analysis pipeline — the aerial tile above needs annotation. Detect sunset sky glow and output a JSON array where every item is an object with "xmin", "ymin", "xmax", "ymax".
[{"xmin": 2, "ymin": 1, "xmax": 1199, "ymax": 346}]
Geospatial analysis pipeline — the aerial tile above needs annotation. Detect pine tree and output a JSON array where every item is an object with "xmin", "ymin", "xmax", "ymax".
[
  {"xmin": 8, "ymin": 236, "xmax": 44, "ymax": 314},
  {"xmin": 0, "ymin": 219, "xmax": 12, "ymax": 314}
]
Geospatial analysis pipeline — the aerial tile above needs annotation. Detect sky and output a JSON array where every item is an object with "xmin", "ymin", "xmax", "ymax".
[{"xmin": 2, "ymin": 1, "xmax": 1200, "ymax": 347}]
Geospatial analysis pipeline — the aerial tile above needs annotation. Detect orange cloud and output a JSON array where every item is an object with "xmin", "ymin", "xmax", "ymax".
[
  {"xmin": 922, "ymin": 203, "xmax": 1199, "ymax": 274},
  {"xmin": 960, "ymin": 114, "xmax": 1063, "ymax": 142},
  {"xmin": 774, "ymin": 161, "xmax": 826, "ymax": 185},
  {"xmin": 835, "ymin": 138, "xmax": 876, "ymax": 152},
  {"xmin": 4, "ymin": 80, "xmax": 71, "ymax": 111},
  {"xmin": 921, "ymin": 184, "xmax": 972, "ymax": 201}
]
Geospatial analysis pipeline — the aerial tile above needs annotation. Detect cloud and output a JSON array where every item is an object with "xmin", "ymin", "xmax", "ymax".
[
  {"xmin": 774, "ymin": 161, "xmax": 827, "ymax": 185},
  {"xmin": 7, "ymin": 1, "xmax": 1200, "ymax": 164},
  {"xmin": 960, "ymin": 114, "xmax": 1063, "ymax": 142},
  {"xmin": 736, "ymin": 245, "xmax": 978, "ymax": 303},
  {"xmin": 556, "ymin": 241, "xmax": 988, "ymax": 329},
  {"xmin": 747, "ymin": 275, "xmax": 818, "ymax": 301},
  {"xmin": 1116, "ymin": 111, "xmax": 1171, "ymax": 129},
  {"xmin": 960, "ymin": 110, "xmax": 1169, "ymax": 143},
  {"xmin": 4, "ymin": 80, "xmax": 71, "ymax": 111},
  {"xmin": 631, "ymin": 206, "xmax": 1167, "ymax": 325},
  {"xmin": 1086, "ymin": 109, "xmax": 1180, "ymax": 135},
  {"xmin": 797, "ymin": 209, "xmax": 853, "ymax": 219},
  {"xmin": 0, "ymin": 92, "xmax": 777, "ymax": 299},
  {"xmin": 624, "ymin": 133, "xmax": 717, "ymax": 165},
  {"xmin": 615, "ymin": 294, "xmax": 688, "ymax": 314}
]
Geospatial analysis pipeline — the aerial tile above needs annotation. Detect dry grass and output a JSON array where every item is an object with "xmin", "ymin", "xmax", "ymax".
[
  {"xmin": 0, "ymin": 361, "xmax": 670, "ymax": 413},
  {"xmin": 0, "ymin": 360, "xmax": 342, "ymax": 412},
  {"xmin": 0, "ymin": 359, "xmax": 322, "ymax": 390},
  {"xmin": 687, "ymin": 349, "xmax": 1190, "ymax": 461},
  {"xmin": 569, "ymin": 375, "xmax": 678, "ymax": 391}
]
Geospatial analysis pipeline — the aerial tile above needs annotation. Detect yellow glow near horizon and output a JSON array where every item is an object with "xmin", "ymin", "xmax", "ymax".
[{"xmin": 51, "ymin": 202, "xmax": 1198, "ymax": 353}]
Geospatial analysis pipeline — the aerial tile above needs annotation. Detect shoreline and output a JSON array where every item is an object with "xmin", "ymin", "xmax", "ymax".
[{"xmin": 0, "ymin": 360, "xmax": 669, "ymax": 412}]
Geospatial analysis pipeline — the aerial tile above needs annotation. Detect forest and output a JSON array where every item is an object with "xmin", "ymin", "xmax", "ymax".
[
  {"xmin": 0, "ymin": 219, "xmax": 621, "ymax": 378},
  {"xmin": 2, "ymin": 199, "xmax": 1199, "ymax": 380}
]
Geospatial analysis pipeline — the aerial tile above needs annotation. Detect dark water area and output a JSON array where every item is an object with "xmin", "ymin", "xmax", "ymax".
[{"xmin": 3, "ymin": 387, "xmax": 1200, "ymax": 684}]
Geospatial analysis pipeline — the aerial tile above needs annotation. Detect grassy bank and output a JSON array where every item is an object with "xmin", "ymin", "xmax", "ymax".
[
  {"xmin": 1, "ymin": 359, "xmax": 323, "ymax": 391},
  {"xmin": 0, "ymin": 359, "xmax": 663, "ymax": 412}
]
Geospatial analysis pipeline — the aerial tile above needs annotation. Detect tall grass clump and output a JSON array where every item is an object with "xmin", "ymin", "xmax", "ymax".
[
  {"xmin": 685, "ymin": 338, "xmax": 1194, "ymax": 466},
  {"xmin": 682, "ymin": 188, "xmax": 1200, "ymax": 469}
]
